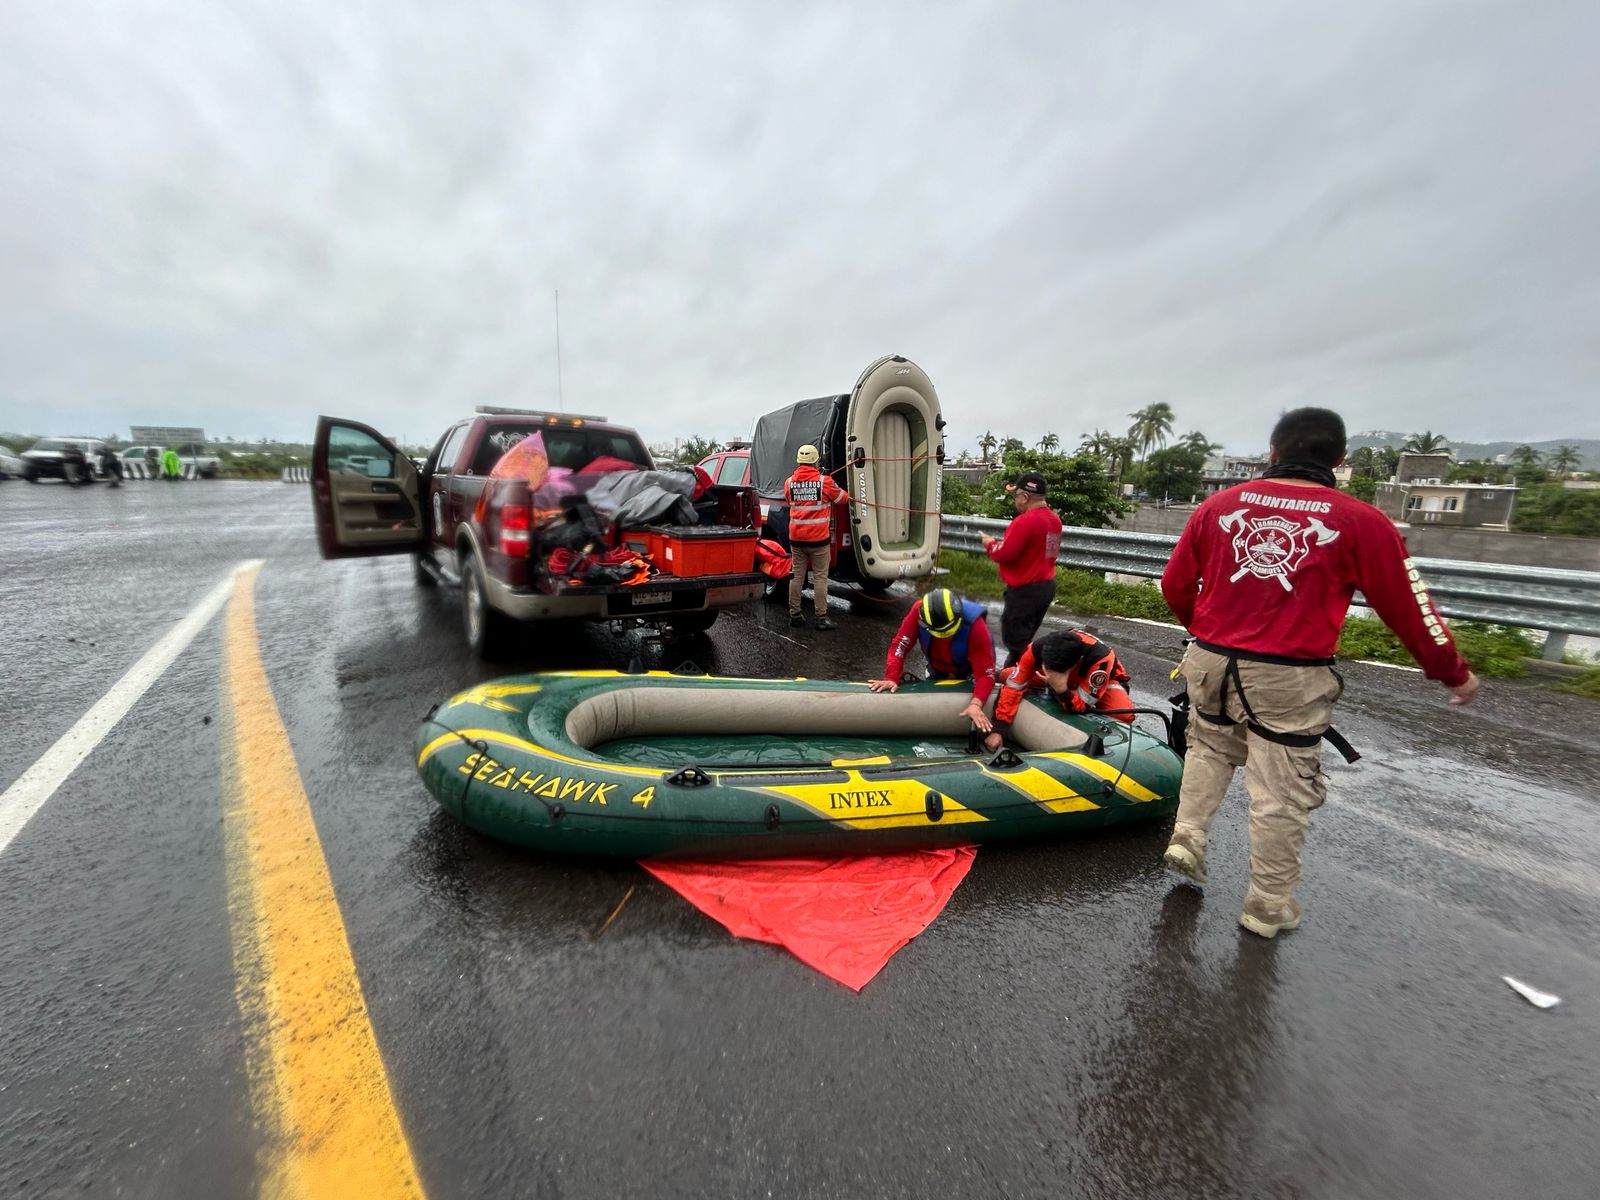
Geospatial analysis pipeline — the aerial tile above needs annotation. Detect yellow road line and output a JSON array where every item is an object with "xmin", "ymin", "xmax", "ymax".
[{"xmin": 221, "ymin": 563, "xmax": 424, "ymax": 1199}]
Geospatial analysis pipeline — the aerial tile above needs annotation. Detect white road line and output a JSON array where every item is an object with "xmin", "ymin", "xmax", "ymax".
[{"xmin": 0, "ymin": 559, "xmax": 262, "ymax": 858}]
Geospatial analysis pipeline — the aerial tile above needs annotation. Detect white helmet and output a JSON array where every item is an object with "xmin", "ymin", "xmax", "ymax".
[{"xmin": 795, "ymin": 444, "xmax": 820, "ymax": 465}]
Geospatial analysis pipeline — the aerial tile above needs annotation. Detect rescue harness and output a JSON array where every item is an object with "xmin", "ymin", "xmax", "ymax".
[{"xmin": 1180, "ymin": 638, "xmax": 1361, "ymax": 764}]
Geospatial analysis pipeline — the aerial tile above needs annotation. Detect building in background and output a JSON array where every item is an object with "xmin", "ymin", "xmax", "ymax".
[
  {"xmin": 1199, "ymin": 455, "xmax": 1269, "ymax": 496},
  {"xmin": 1375, "ymin": 452, "xmax": 1519, "ymax": 529}
]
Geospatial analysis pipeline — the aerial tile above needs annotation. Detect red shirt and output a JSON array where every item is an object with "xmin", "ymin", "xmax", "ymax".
[
  {"xmin": 985, "ymin": 505, "xmax": 1063, "ymax": 586},
  {"xmin": 883, "ymin": 606, "xmax": 996, "ymax": 702},
  {"xmin": 1160, "ymin": 480, "xmax": 1470, "ymax": 685}
]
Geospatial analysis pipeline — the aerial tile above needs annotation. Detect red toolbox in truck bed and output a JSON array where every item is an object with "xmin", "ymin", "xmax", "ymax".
[{"xmin": 624, "ymin": 524, "xmax": 757, "ymax": 576}]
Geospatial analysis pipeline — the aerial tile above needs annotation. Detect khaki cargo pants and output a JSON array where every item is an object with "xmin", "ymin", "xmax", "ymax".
[
  {"xmin": 1175, "ymin": 644, "xmax": 1343, "ymax": 907},
  {"xmin": 789, "ymin": 543, "xmax": 831, "ymax": 619}
]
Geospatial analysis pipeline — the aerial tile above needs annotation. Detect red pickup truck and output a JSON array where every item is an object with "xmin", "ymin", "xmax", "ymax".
[{"xmin": 311, "ymin": 408, "xmax": 765, "ymax": 656}]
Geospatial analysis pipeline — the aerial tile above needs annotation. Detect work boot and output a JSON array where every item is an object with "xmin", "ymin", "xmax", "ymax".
[
  {"xmin": 790, "ymin": 614, "xmax": 806, "ymax": 627},
  {"xmin": 815, "ymin": 618, "xmax": 838, "ymax": 631},
  {"xmin": 1162, "ymin": 828, "xmax": 1207, "ymax": 885},
  {"xmin": 1239, "ymin": 895, "xmax": 1301, "ymax": 939}
]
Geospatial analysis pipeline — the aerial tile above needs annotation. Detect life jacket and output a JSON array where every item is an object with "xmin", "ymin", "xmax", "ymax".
[
  {"xmin": 917, "ymin": 600, "xmax": 988, "ymax": 669},
  {"xmin": 754, "ymin": 537, "xmax": 792, "ymax": 579}
]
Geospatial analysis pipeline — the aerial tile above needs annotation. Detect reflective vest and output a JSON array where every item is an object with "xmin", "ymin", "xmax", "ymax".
[{"xmin": 784, "ymin": 465, "xmax": 845, "ymax": 544}]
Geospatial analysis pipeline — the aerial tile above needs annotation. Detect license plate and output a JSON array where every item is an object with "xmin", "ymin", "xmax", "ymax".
[{"xmin": 631, "ymin": 591, "xmax": 671, "ymax": 606}]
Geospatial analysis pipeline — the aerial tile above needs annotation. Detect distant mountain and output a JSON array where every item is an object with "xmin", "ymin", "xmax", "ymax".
[{"xmin": 1347, "ymin": 431, "xmax": 1600, "ymax": 470}]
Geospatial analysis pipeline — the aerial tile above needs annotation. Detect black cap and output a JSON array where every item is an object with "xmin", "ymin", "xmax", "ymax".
[{"xmin": 1007, "ymin": 471, "xmax": 1047, "ymax": 496}]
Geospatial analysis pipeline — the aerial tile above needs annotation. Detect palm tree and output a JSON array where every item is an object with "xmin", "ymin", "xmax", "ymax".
[
  {"xmin": 1509, "ymin": 444, "xmax": 1543, "ymax": 469},
  {"xmin": 1078, "ymin": 429, "xmax": 1110, "ymax": 459},
  {"xmin": 1104, "ymin": 436, "xmax": 1137, "ymax": 482},
  {"xmin": 1179, "ymin": 431, "xmax": 1221, "ymax": 458},
  {"xmin": 977, "ymin": 430, "xmax": 997, "ymax": 463},
  {"xmin": 1547, "ymin": 444, "xmax": 1583, "ymax": 475},
  {"xmin": 1402, "ymin": 430, "xmax": 1450, "ymax": 455},
  {"xmin": 1128, "ymin": 403, "xmax": 1176, "ymax": 463},
  {"xmin": 1038, "ymin": 432, "xmax": 1060, "ymax": 453}
]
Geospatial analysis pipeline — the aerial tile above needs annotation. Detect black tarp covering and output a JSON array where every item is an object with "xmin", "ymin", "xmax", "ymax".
[{"xmin": 748, "ymin": 395, "xmax": 847, "ymax": 500}]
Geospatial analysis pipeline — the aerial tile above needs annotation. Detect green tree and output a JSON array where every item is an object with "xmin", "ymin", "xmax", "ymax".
[
  {"xmin": 1142, "ymin": 444, "xmax": 1208, "ymax": 503},
  {"xmin": 676, "ymin": 435, "xmax": 722, "ymax": 465},
  {"xmin": 1509, "ymin": 444, "xmax": 1547, "ymax": 484},
  {"xmin": 1178, "ymin": 431, "xmax": 1221, "ymax": 457},
  {"xmin": 974, "ymin": 449, "xmax": 1130, "ymax": 527},
  {"xmin": 1127, "ymin": 402, "xmax": 1176, "ymax": 463},
  {"xmin": 1512, "ymin": 483, "xmax": 1600, "ymax": 536},
  {"xmin": 1403, "ymin": 430, "xmax": 1451, "ymax": 454},
  {"xmin": 977, "ymin": 430, "xmax": 997, "ymax": 462},
  {"xmin": 1343, "ymin": 475, "xmax": 1378, "ymax": 503},
  {"xmin": 999, "ymin": 437, "xmax": 1027, "ymax": 460},
  {"xmin": 1547, "ymin": 444, "xmax": 1583, "ymax": 475},
  {"xmin": 1103, "ymin": 436, "xmax": 1137, "ymax": 482},
  {"xmin": 940, "ymin": 476, "xmax": 979, "ymax": 515},
  {"xmin": 1038, "ymin": 432, "xmax": 1060, "ymax": 453}
]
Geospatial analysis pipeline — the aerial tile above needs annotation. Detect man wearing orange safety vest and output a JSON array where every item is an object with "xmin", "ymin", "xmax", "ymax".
[
  {"xmin": 987, "ymin": 630, "xmax": 1133, "ymax": 750},
  {"xmin": 784, "ymin": 443, "xmax": 848, "ymax": 630}
]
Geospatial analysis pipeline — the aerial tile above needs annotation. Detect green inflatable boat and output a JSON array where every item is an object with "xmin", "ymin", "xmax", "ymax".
[{"xmin": 415, "ymin": 671, "xmax": 1184, "ymax": 858}]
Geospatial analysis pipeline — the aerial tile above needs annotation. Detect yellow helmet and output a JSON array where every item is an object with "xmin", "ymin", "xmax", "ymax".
[
  {"xmin": 919, "ymin": 588, "xmax": 963, "ymax": 638},
  {"xmin": 795, "ymin": 444, "xmax": 820, "ymax": 465}
]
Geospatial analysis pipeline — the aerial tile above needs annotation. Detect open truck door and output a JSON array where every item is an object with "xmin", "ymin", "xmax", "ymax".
[{"xmin": 311, "ymin": 416, "xmax": 426, "ymax": 559}]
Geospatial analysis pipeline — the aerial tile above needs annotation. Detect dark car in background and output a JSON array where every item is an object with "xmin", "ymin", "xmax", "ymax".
[{"xmin": 20, "ymin": 437, "xmax": 107, "ymax": 483}]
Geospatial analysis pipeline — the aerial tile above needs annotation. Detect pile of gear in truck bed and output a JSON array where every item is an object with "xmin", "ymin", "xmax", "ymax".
[{"xmin": 485, "ymin": 431, "xmax": 777, "ymax": 590}]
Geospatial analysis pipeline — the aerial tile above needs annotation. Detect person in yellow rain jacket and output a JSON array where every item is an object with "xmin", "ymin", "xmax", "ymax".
[{"xmin": 783, "ymin": 444, "xmax": 847, "ymax": 630}]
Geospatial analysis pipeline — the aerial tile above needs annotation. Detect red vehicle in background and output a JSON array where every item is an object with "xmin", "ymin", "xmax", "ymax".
[{"xmin": 312, "ymin": 407, "xmax": 765, "ymax": 656}]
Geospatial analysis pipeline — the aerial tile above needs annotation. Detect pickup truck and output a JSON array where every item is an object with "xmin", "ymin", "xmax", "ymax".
[{"xmin": 311, "ymin": 408, "xmax": 766, "ymax": 656}]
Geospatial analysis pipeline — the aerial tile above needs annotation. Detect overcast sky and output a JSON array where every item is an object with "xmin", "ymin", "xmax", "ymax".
[{"xmin": 3, "ymin": 0, "xmax": 1597, "ymax": 455}]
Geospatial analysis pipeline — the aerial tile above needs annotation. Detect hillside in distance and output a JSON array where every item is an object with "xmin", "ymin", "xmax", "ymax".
[{"xmin": 1347, "ymin": 431, "xmax": 1600, "ymax": 470}]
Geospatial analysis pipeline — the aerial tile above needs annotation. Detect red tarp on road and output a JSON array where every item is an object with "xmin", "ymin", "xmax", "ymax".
[{"xmin": 642, "ymin": 848, "xmax": 977, "ymax": 991}]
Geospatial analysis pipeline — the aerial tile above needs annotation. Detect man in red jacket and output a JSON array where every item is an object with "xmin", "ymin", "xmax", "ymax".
[
  {"xmin": 868, "ymin": 588, "xmax": 996, "ymax": 736},
  {"xmin": 982, "ymin": 471, "xmax": 1064, "ymax": 666},
  {"xmin": 990, "ymin": 630, "xmax": 1133, "ymax": 751},
  {"xmin": 1159, "ymin": 407, "xmax": 1479, "ymax": 939},
  {"xmin": 784, "ymin": 443, "xmax": 847, "ymax": 630}
]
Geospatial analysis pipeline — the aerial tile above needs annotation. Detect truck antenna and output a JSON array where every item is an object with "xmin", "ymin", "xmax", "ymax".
[{"xmin": 554, "ymin": 288, "xmax": 564, "ymax": 412}]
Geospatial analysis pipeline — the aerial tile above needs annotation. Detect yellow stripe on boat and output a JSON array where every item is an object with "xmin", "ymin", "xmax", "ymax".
[
  {"xmin": 978, "ymin": 764, "xmax": 1102, "ymax": 814},
  {"xmin": 1038, "ymin": 751, "xmax": 1163, "ymax": 803},
  {"xmin": 758, "ymin": 771, "xmax": 986, "ymax": 830}
]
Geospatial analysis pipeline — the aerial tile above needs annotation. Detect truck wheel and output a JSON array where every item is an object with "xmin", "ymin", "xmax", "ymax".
[
  {"xmin": 668, "ymin": 610, "xmax": 718, "ymax": 636},
  {"xmin": 413, "ymin": 553, "xmax": 437, "ymax": 588},
  {"xmin": 460, "ymin": 550, "xmax": 509, "ymax": 657}
]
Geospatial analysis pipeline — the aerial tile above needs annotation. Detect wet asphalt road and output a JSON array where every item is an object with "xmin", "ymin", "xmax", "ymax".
[{"xmin": 2, "ymin": 481, "xmax": 1598, "ymax": 1199}]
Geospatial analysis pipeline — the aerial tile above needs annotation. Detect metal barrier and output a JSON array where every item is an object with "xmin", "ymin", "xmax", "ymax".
[
  {"xmin": 281, "ymin": 466, "xmax": 309, "ymax": 482},
  {"xmin": 940, "ymin": 515, "xmax": 1600, "ymax": 660}
]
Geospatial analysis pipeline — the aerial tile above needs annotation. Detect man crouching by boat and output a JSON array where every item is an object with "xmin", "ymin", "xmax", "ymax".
[
  {"xmin": 988, "ymin": 631, "xmax": 1135, "ymax": 752},
  {"xmin": 1159, "ymin": 406, "xmax": 1479, "ymax": 940},
  {"xmin": 868, "ymin": 588, "xmax": 995, "ymax": 738}
]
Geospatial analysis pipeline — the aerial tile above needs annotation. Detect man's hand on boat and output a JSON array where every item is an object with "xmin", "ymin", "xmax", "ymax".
[
  {"xmin": 1449, "ymin": 670, "xmax": 1481, "ymax": 706},
  {"xmin": 960, "ymin": 698, "xmax": 993, "ymax": 735},
  {"xmin": 867, "ymin": 679, "xmax": 899, "ymax": 693}
]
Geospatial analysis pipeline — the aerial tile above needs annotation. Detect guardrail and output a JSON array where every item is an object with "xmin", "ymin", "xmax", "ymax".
[
  {"xmin": 281, "ymin": 466, "xmax": 309, "ymax": 482},
  {"xmin": 941, "ymin": 515, "xmax": 1600, "ymax": 661}
]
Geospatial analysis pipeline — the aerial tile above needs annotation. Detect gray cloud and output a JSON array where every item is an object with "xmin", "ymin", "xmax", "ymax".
[{"xmin": 3, "ymin": 0, "xmax": 1598, "ymax": 454}]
